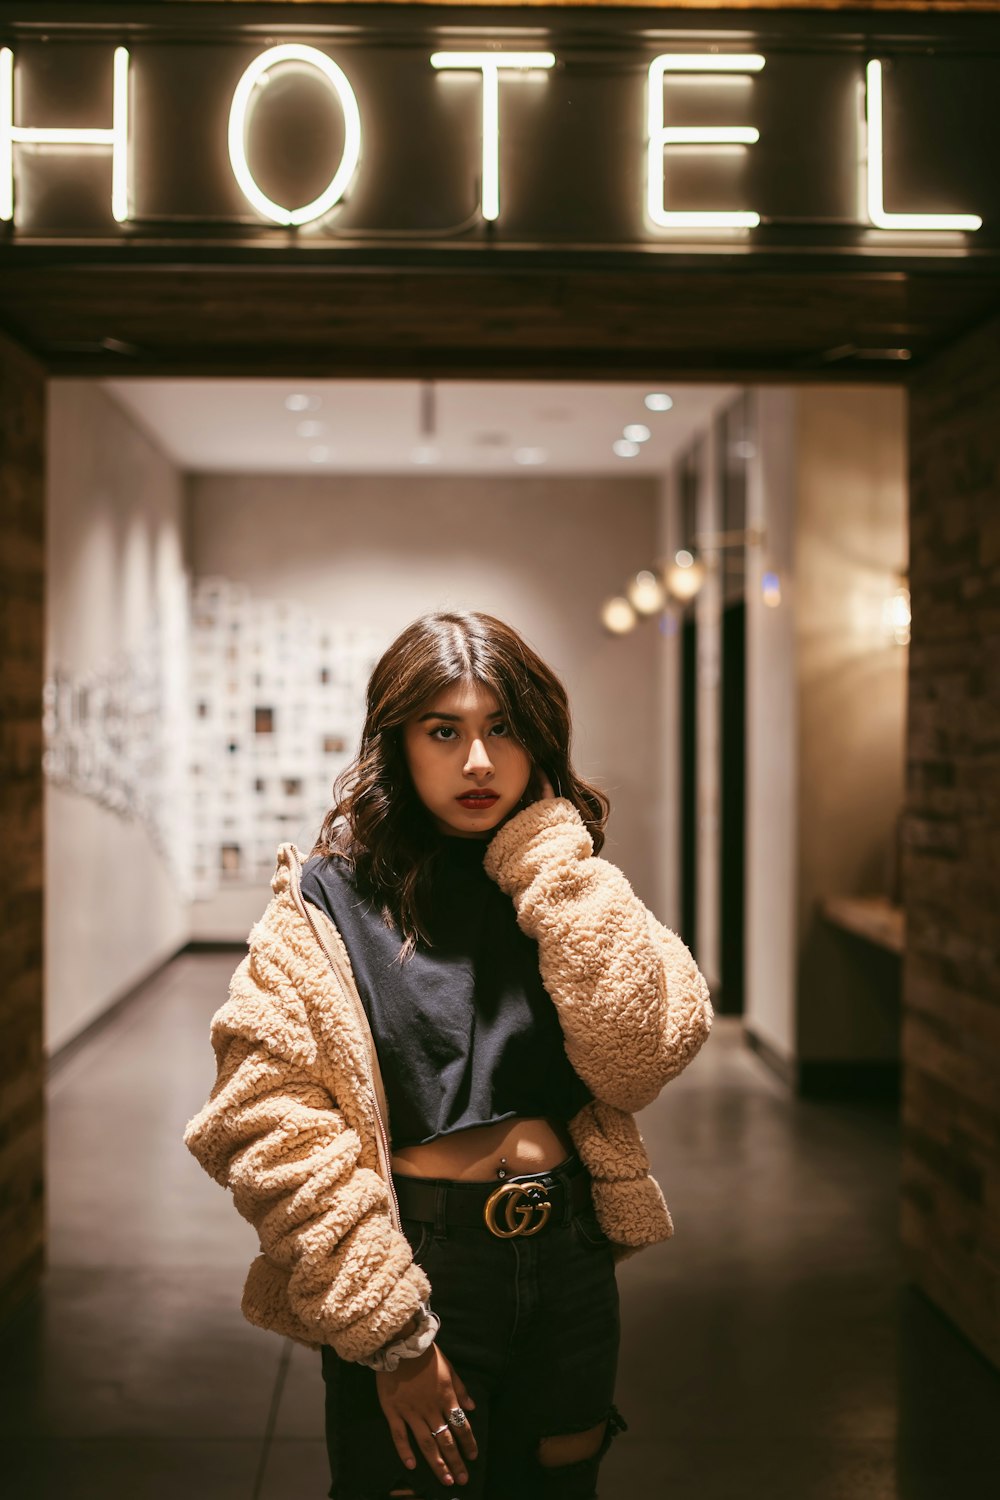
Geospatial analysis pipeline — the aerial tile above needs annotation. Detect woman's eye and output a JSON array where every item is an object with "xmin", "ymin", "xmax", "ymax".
[{"xmin": 428, "ymin": 723, "xmax": 509, "ymax": 741}]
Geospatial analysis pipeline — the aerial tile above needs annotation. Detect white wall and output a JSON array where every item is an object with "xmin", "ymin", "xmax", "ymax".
[
  {"xmin": 654, "ymin": 471, "xmax": 682, "ymax": 929},
  {"xmin": 695, "ymin": 427, "xmax": 723, "ymax": 993},
  {"xmin": 745, "ymin": 389, "xmax": 800, "ymax": 1064},
  {"xmin": 795, "ymin": 385, "xmax": 907, "ymax": 1060},
  {"xmin": 46, "ymin": 383, "xmax": 190, "ymax": 1054},
  {"xmin": 188, "ymin": 471, "xmax": 664, "ymax": 939},
  {"xmin": 743, "ymin": 385, "xmax": 907, "ymax": 1070}
]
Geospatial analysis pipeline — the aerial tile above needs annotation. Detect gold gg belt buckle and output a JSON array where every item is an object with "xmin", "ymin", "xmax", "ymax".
[{"xmin": 483, "ymin": 1180, "xmax": 553, "ymax": 1238}]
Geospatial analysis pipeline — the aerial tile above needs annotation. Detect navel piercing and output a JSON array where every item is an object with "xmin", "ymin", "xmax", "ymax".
[{"xmin": 496, "ymin": 1156, "xmax": 508, "ymax": 1180}]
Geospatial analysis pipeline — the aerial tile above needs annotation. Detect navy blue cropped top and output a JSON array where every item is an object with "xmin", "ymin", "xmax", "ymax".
[{"xmin": 300, "ymin": 829, "xmax": 593, "ymax": 1150}]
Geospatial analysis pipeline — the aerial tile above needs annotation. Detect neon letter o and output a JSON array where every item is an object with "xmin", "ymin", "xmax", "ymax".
[{"xmin": 228, "ymin": 44, "xmax": 362, "ymax": 226}]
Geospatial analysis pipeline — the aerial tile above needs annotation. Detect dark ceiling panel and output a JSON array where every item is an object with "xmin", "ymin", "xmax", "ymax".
[{"xmin": 0, "ymin": 262, "xmax": 997, "ymax": 379}]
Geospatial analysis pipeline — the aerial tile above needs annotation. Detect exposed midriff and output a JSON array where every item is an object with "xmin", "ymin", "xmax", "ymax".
[{"xmin": 390, "ymin": 1115, "xmax": 576, "ymax": 1182}]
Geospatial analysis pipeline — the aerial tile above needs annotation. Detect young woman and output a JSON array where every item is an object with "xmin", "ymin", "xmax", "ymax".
[{"xmin": 184, "ymin": 610, "xmax": 713, "ymax": 1500}]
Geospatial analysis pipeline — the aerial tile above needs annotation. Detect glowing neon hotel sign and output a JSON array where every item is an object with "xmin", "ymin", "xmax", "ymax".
[{"xmin": 0, "ymin": 33, "xmax": 993, "ymax": 249}]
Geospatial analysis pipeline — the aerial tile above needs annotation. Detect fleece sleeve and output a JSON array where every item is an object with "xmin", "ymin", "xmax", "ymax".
[
  {"xmin": 483, "ymin": 797, "xmax": 714, "ymax": 1113},
  {"xmin": 182, "ymin": 945, "xmax": 431, "ymax": 1362}
]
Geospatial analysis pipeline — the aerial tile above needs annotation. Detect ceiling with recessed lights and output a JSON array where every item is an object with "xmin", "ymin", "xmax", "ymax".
[{"xmin": 99, "ymin": 379, "xmax": 737, "ymax": 476}]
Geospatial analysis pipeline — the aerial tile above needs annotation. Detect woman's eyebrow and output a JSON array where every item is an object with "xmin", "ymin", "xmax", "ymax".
[{"xmin": 416, "ymin": 710, "xmax": 505, "ymax": 723}]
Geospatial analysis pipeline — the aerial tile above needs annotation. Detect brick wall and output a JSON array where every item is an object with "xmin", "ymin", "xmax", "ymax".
[
  {"xmin": 0, "ymin": 331, "xmax": 46, "ymax": 1327},
  {"xmin": 903, "ymin": 312, "xmax": 1000, "ymax": 1370}
]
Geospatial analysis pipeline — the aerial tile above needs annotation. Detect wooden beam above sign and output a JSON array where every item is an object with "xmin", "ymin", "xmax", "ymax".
[{"xmin": 1, "ymin": 260, "xmax": 996, "ymax": 378}]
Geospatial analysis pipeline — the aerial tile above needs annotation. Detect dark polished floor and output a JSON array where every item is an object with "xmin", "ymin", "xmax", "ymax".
[{"xmin": 2, "ymin": 951, "xmax": 998, "ymax": 1499}]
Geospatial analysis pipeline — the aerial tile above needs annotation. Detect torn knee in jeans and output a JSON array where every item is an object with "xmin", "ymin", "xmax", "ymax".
[
  {"xmin": 536, "ymin": 1402, "xmax": 629, "ymax": 1470},
  {"xmin": 537, "ymin": 1419, "xmax": 607, "ymax": 1468},
  {"xmin": 598, "ymin": 1403, "xmax": 628, "ymax": 1457}
]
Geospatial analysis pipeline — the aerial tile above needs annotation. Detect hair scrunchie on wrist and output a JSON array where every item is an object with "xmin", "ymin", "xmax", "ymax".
[{"xmin": 356, "ymin": 1300, "xmax": 441, "ymax": 1372}]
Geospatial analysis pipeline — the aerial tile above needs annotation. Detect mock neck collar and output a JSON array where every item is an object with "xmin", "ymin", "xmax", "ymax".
[{"xmin": 433, "ymin": 829, "xmax": 491, "ymax": 860}]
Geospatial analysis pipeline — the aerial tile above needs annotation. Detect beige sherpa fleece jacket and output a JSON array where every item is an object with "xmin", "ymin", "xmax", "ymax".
[{"xmin": 183, "ymin": 796, "xmax": 713, "ymax": 1362}]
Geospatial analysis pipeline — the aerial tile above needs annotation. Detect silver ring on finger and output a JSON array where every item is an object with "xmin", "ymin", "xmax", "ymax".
[{"xmin": 431, "ymin": 1423, "xmax": 450, "ymax": 1437}]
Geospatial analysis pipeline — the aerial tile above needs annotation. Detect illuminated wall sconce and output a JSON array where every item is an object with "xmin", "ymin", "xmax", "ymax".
[
  {"xmin": 600, "ymin": 596, "xmax": 639, "ymax": 635},
  {"xmin": 659, "ymin": 552, "xmax": 707, "ymax": 603},
  {"xmin": 761, "ymin": 569, "xmax": 782, "ymax": 608},
  {"xmin": 602, "ymin": 528, "xmax": 766, "ymax": 635},
  {"xmin": 663, "ymin": 549, "xmax": 706, "ymax": 602},
  {"xmin": 625, "ymin": 569, "xmax": 667, "ymax": 616},
  {"xmin": 882, "ymin": 576, "xmax": 910, "ymax": 645}
]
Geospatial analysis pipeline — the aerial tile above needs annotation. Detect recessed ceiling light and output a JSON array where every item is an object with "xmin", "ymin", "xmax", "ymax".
[
  {"xmin": 623, "ymin": 423, "xmax": 651, "ymax": 443},
  {"xmin": 296, "ymin": 419, "xmax": 325, "ymax": 438},
  {"xmin": 613, "ymin": 439, "xmax": 640, "ymax": 459},
  {"xmin": 644, "ymin": 393, "xmax": 673, "ymax": 412},
  {"xmin": 514, "ymin": 447, "xmax": 547, "ymax": 465},
  {"xmin": 411, "ymin": 445, "xmax": 440, "ymax": 465},
  {"xmin": 308, "ymin": 446, "xmax": 330, "ymax": 463},
  {"xmin": 286, "ymin": 393, "xmax": 320, "ymax": 412}
]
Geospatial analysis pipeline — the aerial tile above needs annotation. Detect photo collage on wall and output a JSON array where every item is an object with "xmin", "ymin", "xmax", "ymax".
[{"xmin": 189, "ymin": 577, "xmax": 383, "ymax": 899}]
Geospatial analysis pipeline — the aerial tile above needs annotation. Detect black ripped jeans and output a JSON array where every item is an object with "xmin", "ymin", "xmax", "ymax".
[{"xmin": 320, "ymin": 1152, "xmax": 627, "ymax": 1500}]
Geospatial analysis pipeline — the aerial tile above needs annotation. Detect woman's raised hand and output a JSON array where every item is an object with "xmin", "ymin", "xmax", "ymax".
[{"xmin": 376, "ymin": 1343, "xmax": 478, "ymax": 1487}]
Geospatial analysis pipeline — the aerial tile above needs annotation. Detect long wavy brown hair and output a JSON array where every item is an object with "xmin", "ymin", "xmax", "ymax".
[{"xmin": 309, "ymin": 610, "xmax": 609, "ymax": 962}]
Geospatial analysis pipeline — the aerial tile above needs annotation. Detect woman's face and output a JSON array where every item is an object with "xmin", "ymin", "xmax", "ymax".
[{"xmin": 402, "ymin": 680, "xmax": 533, "ymax": 838}]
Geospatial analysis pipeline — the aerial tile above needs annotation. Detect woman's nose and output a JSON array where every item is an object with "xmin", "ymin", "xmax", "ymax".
[{"xmin": 466, "ymin": 739, "xmax": 494, "ymax": 770}]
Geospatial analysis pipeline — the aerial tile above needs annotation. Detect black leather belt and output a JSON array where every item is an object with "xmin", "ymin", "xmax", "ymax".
[{"xmin": 391, "ymin": 1152, "xmax": 593, "ymax": 1238}]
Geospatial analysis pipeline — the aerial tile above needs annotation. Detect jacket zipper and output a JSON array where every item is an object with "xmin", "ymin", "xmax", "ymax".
[{"xmin": 285, "ymin": 846, "xmax": 403, "ymax": 1235}]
